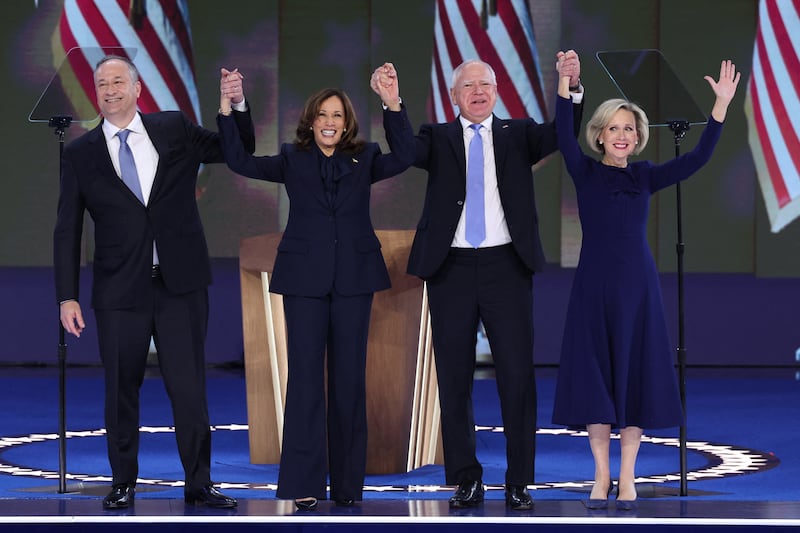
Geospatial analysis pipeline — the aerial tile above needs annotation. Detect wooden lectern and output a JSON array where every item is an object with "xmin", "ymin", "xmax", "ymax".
[{"xmin": 239, "ymin": 230, "xmax": 443, "ymax": 474}]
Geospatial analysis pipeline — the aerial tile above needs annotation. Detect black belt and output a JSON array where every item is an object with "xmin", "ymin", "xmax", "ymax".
[
  {"xmin": 448, "ymin": 243, "xmax": 514, "ymax": 257},
  {"xmin": 151, "ymin": 265, "xmax": 161, "ymax": 278}
]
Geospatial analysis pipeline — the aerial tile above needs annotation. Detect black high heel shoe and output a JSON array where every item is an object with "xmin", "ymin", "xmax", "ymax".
[
  {"xmin": 584, "ymin": 480, "xmax": 615, "ymax": 510},
  {"xmin": 295, "ymin": 497, "xmax": 318, "ymax": 511}
]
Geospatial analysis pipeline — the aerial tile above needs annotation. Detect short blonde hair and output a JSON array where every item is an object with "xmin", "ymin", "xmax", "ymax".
[{"xmin": 585, "ymin": 98, "xmax": 649, "ymax": 155}]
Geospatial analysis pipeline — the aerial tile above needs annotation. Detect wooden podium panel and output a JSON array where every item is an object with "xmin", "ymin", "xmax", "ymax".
[{"xmin": 239, "ymin": 230, "xmax": 442, "ymax": 474}]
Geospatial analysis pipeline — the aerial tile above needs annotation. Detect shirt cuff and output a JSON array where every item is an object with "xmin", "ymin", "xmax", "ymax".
[{"xmin": 381, "ymin": 97, "xmax": 402, "ymax": 110}]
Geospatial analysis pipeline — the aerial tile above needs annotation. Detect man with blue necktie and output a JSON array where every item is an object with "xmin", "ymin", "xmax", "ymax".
[
  {"xmin": 54, "ymin": 55, "xmax": 254, "ymax": 510},
  {"xmin": 406, "ymin": 52, "xmax": 584, "ymax": 510}
]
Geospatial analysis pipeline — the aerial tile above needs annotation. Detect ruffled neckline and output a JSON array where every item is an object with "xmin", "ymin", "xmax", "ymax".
[{"xmin": 598, "ymin": 161, "xmax": 640, "ymax": 195}]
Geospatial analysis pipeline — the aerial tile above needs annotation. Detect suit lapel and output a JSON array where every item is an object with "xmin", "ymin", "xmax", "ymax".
[
  {"xmin": 87, "ymin": 122, "xmax": 142, "ymax": 202},
  {"xmin": 491, "ymin": 115, "xmax": 510, "ymax": 186},
  {"xmin": 331, "ymin": 153, "xmax": 356, "ymax": 209},
  {"xmin": 447, "ymin": 120, "xmax": 467, "ymax": 180},
  {"xmin": 141, "ymin": 113, "xmax": 172, "ymax": 203},
  {"xmin": 298, "ymin": 148, "xmax": 331, "ymax": 208}
]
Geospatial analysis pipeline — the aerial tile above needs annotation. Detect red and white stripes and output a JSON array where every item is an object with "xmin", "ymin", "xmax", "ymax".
[
  {"xmin": 746, "ymin": 0, "xmax": 800, "ymax": 232},
  {"xmin": 56, "ymin": 0, "xmax": 200, "ymax": 124},
  {"xmin": 429, "ymin": 0, "xmax": 547, "ymax": 123}
]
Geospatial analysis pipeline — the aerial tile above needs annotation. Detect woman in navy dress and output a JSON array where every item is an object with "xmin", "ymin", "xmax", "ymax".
[
  {"xmin": 551, "ymin": 56, "xmax": 740, "ymax": 509},
  {"xmin": 217, "ymin": 64, "xmax": 414, "ymax": 510}
]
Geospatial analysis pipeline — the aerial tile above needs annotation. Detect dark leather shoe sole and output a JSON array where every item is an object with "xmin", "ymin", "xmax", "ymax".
[
  {"xmin": 449, "ymin": 497, "xmax": 484, "ymax": 509},
  {"xmin": 506, "ymin": 498, "xmax": 533, "ymax": 510},
  {"xmin": 184, "ymin": 496, "xmax": 237, "ymax": 508},
  {"xmin": 184, "ymin": 486, "xmax": 237, "ymax": 508},
  {"xmin": 102, "ymin": 485, "xmax": 135, "ymax": 510},
  {"xmin": 102, "ymin": 499, "xmax": 133, "ymax": 510}
]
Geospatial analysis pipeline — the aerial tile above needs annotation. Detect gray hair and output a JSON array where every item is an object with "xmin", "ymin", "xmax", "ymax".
[
  {"xmin": 94, "ymin": 55, "xmax": 140, "ymax": 84},
  {"xmin": 451, "ymin": 59, "xmax": 497, "ymax": 88}
]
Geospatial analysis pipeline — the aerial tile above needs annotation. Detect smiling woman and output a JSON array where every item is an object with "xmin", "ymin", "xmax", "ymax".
[
  {"xmin": 311, "ymin": 96, "xmax": 345, "ymax": 156},
  {"xmin": 216, "ymin": 63, "xmax": 414, "ymax": 510}
]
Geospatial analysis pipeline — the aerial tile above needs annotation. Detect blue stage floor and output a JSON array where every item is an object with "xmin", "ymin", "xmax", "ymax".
[{"xmin": 1, "ymin": 365, "xmax": 799, "ymax": 531}]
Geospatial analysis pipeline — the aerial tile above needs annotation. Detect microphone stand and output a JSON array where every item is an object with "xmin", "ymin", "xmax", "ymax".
[
  {"xmin": 669, "ymin": 119, "xmax": 690, "ymax": 497},
  {"xmin": 49, "ymin": 114, "xmax": 72, "ymax": 494}
]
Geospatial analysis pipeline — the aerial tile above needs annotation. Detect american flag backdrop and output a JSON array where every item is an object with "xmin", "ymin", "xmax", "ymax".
[
  {"xmin": 52, "ymin": 0, "xmax": 201, "ymax": 126},
  {"xmin": 428, "ymin": 0, "xmax": 547, "ymax": 123},
  {"xmin": 745, "ymin": 0, "xmax": 800, "ymax": 233}
]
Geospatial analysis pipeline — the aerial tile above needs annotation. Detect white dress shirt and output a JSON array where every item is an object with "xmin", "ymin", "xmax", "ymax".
[
  {"xmin": 102, "ymin": 114, "xmax": 161, "ymax": 263},
  {"xmin": 451, "ymin": 115, "xmax": 512, "ymax": 249}
]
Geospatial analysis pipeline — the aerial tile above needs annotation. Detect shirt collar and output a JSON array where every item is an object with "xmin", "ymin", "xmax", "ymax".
[
  {"xmin": 458, "ymin": 114, "xmax": 493, "ymax": 132},
  {"xmin": 102, "ymin": 113, "xmax": 145, "ymax": 142}
]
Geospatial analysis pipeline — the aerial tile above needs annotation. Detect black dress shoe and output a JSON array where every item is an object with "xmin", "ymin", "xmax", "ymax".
[
  {"xmin": 294, "ymin": 497, "xmax": 318, "ymax": 511},
  {"xmin": 103, "ymin": 484, "xmax": 135, "ymax": 510},
  {"xmin": 334, "ymin": 498, "xmax": 355, "ymax": 507},
  {"xmin": 449, "ymin": 480, "xmax": 484, "ymax": 508},
  {"xmin": 184, "ymin": 485, "xmax": 237, "ymax": 508},
  {"xmin": 505, "ymin": 484, "xmax": 533, "ymax": 510}
]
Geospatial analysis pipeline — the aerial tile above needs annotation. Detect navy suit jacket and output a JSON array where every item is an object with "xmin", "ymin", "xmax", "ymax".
[
  {"xmin": 54, "ymin": 110, "xmax": 255, "ymax": 309},
  {"xmin": 407, "ymin": 104, "xmax": 584, "ymax": 280},
  {"xmin": 218, "ymin": 107, "xmax": 415, "ymax": 297}
]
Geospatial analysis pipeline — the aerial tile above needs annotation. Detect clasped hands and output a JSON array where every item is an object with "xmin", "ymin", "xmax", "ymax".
[
  {"xmin": 219, "ymin": 67, "xmax": 245, "ymax": 114},
  {"xmin": 370, "ymin": 62, "xmax": 402, "ymax": 111},
  {"xmin": 556, "ymin": 49, "xmax": 581, "ymax": 89}
]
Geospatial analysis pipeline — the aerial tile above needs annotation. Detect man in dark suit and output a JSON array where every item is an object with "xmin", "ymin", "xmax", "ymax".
[
  {"xmin": 407, "ymin": 52, "xmax": 583, "ymax": 510},
  {"xmin": 54, "ymin": 55, "xmax": 254, "ymax": 509}
]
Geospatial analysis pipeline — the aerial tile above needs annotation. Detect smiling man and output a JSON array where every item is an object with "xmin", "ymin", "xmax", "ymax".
[
  {"xmin": 406, "ymin": 54, "xmax": 585, "ymax": 510},
  {"xmin": 54, "ymin": 55, "xmax": 255, "ymax": 510}
]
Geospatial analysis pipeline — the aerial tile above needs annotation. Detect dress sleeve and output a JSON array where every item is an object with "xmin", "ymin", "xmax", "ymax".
[
  {"xmin": 556, "ymin": 94, "xmax": 592, "ymax": 188},
  {"xmin": 647, "ymin": 117, "xmax": 724, "ymax": 193}
]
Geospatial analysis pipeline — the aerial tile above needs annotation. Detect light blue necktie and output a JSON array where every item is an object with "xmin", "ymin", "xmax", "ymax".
[
  {"xmin": 117, "ymin": 129, "xmax": 144, "ymax": 204},
  {"xmin": 465, "ymin": 123, "xmax": 485, "ymax": 248}
]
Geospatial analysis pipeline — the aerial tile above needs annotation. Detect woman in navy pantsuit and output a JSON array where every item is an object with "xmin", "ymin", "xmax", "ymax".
[{"xmin": 217, "ymin": 64, "xmax": 414, "ymax": 510}]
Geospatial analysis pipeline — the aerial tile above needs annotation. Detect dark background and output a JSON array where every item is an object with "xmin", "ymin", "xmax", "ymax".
[{"xmin": 1, "ymin": 1, "xmax": 797, "ymax": 366}]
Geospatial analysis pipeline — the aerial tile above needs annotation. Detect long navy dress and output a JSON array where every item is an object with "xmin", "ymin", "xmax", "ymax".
[{"xmin": 551, "ymin": 95, "xmax": 723, "ymax": 429}]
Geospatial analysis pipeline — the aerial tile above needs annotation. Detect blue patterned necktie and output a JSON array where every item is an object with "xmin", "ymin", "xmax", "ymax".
[
  {"xmin": 117, "ymin": 129, "xmax": 144, "ymax": 203},
  {"xmin": 465, "ymin": 123, "xmax": 485, "ymax": 248}
]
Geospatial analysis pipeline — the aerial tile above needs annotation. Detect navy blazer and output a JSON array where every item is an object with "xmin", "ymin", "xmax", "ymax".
[
  {"xmin": 407, "ymin": 104, "xmax": 584, "ymax": 280},
  {"xmin": 54, "ymin": 110, "xmax": 255, "ymax": 309},
  {"xmin": 219, "ymin": 107, "xmax": 415, "ymax": 297}
]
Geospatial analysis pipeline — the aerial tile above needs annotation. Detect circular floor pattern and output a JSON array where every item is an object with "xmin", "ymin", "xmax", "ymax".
[{"xmin": 0, "ymin": 424, "xmax": 778, "ymax": 493}]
